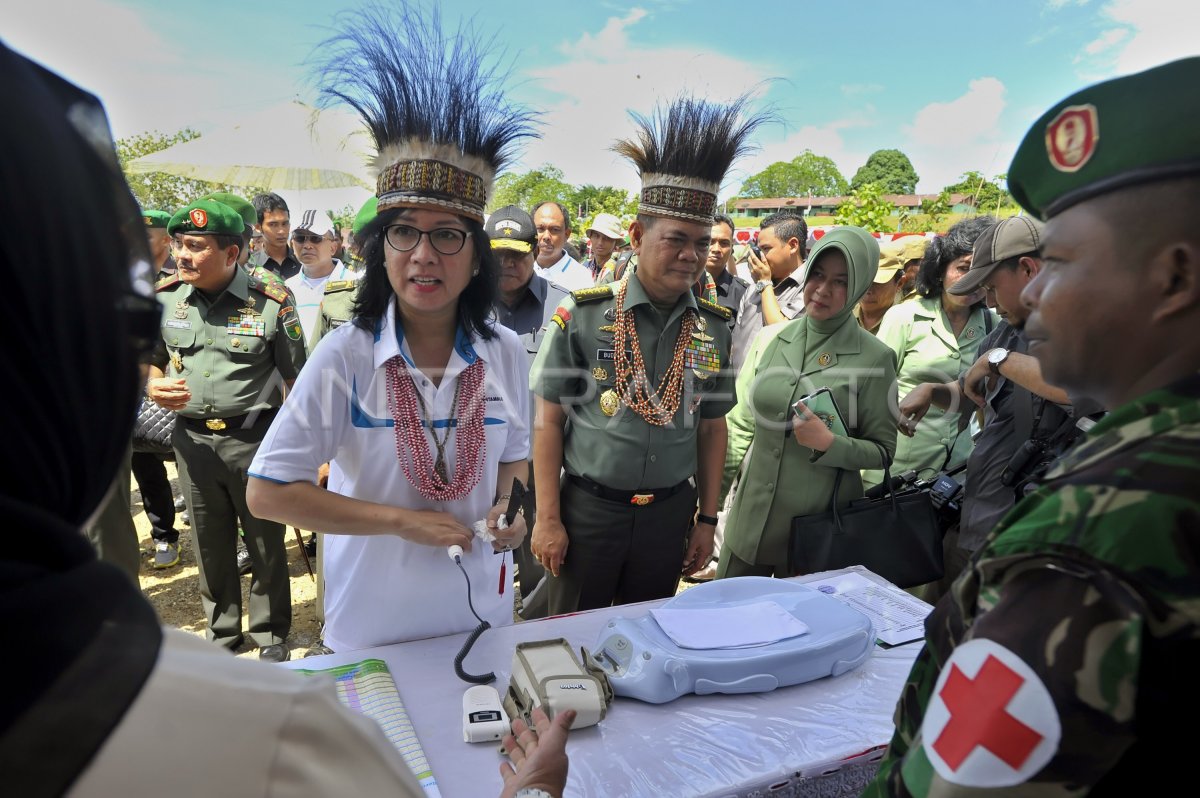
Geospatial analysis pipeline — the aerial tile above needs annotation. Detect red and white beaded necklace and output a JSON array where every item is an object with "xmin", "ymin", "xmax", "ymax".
[{"xmin": 385, "ymin": 355, "xmax": 487, "ymax": 501}]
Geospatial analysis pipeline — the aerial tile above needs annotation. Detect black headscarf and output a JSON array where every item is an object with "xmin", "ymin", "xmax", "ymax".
[{"xmin": 0, "ymin": 39, "xmax": 164, "ymax": 794}]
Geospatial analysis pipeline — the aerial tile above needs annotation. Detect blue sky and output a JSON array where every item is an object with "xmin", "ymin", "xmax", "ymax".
[{"xmin": 7, "ymin": 0, "xmax": 1198, "ymax": 201}]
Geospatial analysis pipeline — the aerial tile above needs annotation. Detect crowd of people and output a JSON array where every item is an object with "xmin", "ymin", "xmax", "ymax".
[{"xmin": 5, "ymin": 4, "xmax": 1197, "ymax": 795}]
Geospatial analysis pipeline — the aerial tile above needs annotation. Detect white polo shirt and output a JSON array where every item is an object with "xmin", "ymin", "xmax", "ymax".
[
  {"xmin": 249, "ymin": 301, "xmax": 530, "ymax": 651},
  {"xmin": 534, "ymin": 250, "xmax": 594, "ymax": 291},
  {"xmin": 284, "ymin": 259, "xmax": 358, "ymax": 345}
]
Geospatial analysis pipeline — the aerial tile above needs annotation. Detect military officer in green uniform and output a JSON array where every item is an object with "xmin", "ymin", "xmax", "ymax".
[
  {"xmin": 529, "ymin": 96, "xmax": 768, "ymax": 614},
  {"xmin": 864, "ymin": 57, "xmax": 1200, "ymax": 796},
  {"xmin": 146, "ymin": 198, "xmax": 307, "ymax": 662}
]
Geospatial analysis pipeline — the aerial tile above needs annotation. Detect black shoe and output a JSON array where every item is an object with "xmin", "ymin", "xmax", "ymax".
[
  {"xmin": 237, "ymin": 548, "xmax": 252, "ymax": 576},
  {"xmin": 258, "ymin": 643, "xmax": 290, "ymax": 663},
  {"xmin": 304, "ymin": 533, "xmax": 317, "ymax": 558}
]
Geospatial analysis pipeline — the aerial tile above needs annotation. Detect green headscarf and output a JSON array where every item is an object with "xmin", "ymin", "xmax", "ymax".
[{"xmin": 801, "ymin": 226, "xmax": 880, "ymax": 335}]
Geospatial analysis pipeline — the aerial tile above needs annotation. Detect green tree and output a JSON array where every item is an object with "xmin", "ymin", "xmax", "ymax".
[
  {"xmin": 489, "ymin": 165, "xmax": 573, "ymax": 214},
  {"xmin": 117, "ymin": 128, "xmax": 263, "ymax": 212},
  {"xmin": 739, "ymin": 150, "xmax": 849, "ymax": 198},
  {"xmin": 942, "ymin": 170, "xmax": 1014, "ymax": 212},
  {"xmin": 569, "ymin": 184, "xmax": 638, "ymax": 222},
  {"xmin": 850, "ymin": 149, "xmax": 919, "ymax": 194},
  {"xmin": 834, "ymin": 183, "xmax": 896, "ymax": 232}
]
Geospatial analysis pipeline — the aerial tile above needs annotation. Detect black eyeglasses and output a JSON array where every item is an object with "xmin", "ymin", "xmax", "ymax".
[
  {"xmin": 292, "ymin": 233, "xmax": 334, "ymax": 245},
  {"xmin": 384, "ymin": 223, "xmax": 468, "ymax": 255}
]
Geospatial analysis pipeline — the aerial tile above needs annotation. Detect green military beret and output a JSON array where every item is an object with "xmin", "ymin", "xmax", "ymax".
[
  {"xmin": 142, "ymin": 209, "xmax": 171, "ymax": 228},
  {"xmin": 1009, "ymin": 57, "xmax": 1200, "ymax": 220},
  {"xmin": 201, "ymin": 191, "xmax": 258, "ymax": 230},
  {"xmin": 167, "ymin": 198, "xmax": 245, "ymax": 237},
  {"xmin": 352, "ymin": 196, "xmax": 378, "ymax": 236}
]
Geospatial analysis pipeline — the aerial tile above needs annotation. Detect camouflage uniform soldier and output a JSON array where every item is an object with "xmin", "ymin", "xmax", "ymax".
[
  {"xmin": 864, "ymin": 58, "xmax": 1200, "ymax": 795},
  {"xmin": 147, "ymin": 198, "xmax": 307, "ymax": 662}
]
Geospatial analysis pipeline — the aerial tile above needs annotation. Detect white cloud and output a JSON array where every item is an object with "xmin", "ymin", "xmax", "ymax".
[
  {"xmin": 516, "ymin": 9, "xmax": 776, "ymax": 196},
  {"xmin": 732, "ymin": 116, "xmax": 873, "ymax": 198},
  {"xmin": 1087, "ymin": 0, "xmax": 1200, "ymax": 75},
  {"xmin": 6, "ymin": 0, "xmax": 297, "ymax": 139},
  {"xmin": 902, "ymin": 77, "xmax": 1014, "ymax": 192},
  {"xmin": 1078, "ymin": 27, "xmax": 1129, "ymax": 59}
]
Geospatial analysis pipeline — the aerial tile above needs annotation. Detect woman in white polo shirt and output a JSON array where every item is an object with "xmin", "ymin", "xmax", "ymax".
[{"xmin": 246, "ymin": 18, "xmax": 536, "ymax": 651}]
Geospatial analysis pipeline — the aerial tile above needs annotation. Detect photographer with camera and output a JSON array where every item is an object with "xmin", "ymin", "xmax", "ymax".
[{"xmin": 895, "ymin": 216, "xmax": 1101, "ymax": 602}]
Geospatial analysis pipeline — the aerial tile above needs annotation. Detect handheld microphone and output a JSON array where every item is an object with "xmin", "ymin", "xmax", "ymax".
[{"xmin": 448, "ymin": 544, "xmax": 464, "ymax": 562}]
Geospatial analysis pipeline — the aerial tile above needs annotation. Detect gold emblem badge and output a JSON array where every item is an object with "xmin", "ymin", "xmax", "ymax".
[
  {"xmin": 965, "ymin": 327, "xmax": 977, "ymax": 339},
  {"xmin": 592, "ymin": 367, "xmax": 608, "ymax": 381},
  {"xmin": 630, "ymin": 493, "xmax": 655, "ymax": 506},
  {"xmin": 817, "ymin": 352, "xmax": 833, "ymax": 367},
  {"xmin": 599, "ymin": 389, "xmax": 620, "ymax": 417},
  {"xmin": 598, "ymin": 325, "xmax": 616, "ymax": 333},
  {"xmin": 205, "ymin": 418, "xmax": 227, "ymax": 431},
  {"xmin": 170, "ymin": 351, "xmax": 183, "ymax": 372}
]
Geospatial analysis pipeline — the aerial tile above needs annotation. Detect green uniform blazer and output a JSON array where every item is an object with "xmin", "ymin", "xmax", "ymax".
[{"xmin": 722, "ymin": 315, "xmax": 898, "ymax": 568}]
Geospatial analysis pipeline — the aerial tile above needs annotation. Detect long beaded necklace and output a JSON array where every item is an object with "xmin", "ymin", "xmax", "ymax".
[
  {"xmin": 385, "ymin": 355, "xmax": 487, "ymax": 501},
  {"xmin": 612, "ymin": 277, "xmax": 698, "ymax": 426}
]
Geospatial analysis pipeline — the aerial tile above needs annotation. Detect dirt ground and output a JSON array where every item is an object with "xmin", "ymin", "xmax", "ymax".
[{"xmin": 131, "ymin": 460, "xmax": 323, "ymax": 659}]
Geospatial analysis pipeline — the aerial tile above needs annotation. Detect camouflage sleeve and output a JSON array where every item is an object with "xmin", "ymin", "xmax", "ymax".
[{"xmin": 867, "ymin": 560, "xmax": 1159, "ymax": 796}]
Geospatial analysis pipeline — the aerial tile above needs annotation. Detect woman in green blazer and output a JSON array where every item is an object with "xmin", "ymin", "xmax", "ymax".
[{"xmin": 718, "ymin": 226, "xmax": 899, "ymax": 578}]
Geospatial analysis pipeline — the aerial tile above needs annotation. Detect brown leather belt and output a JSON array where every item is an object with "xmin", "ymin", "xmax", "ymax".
[
  {"xmin": 180, "ymin": 408, "xmax": 278, "ymax": 434},
  {"xmin": 567, "ymin": 474, "xmax": 690, "ymax": 506}
]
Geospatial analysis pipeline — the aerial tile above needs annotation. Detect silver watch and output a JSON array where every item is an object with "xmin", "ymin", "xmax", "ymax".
[
  {"xmin": 987, "ymin": 347, "xmax": 1011, "ymax": 375},
  {"xmin": 754, "ymin": 279, "xmax": 771, "ymax": 294},
  {"xmin": 513, "ymin": 790, "xmax": 556, "ymax": 798}
]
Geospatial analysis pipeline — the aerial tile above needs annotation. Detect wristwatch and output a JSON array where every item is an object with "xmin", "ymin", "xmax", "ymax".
[
  {"xmin": 754, "ymin": 279, "xmax": 771, "ymax": 294},
  {"xmin": 987, "ymin": 347, "xmax": 1011, "ymax": 375}
]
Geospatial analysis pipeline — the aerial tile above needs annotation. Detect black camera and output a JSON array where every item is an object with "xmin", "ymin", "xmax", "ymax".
[{"xmin": 866, "ymin": 468, "xmax": 963, "ymax": 533}]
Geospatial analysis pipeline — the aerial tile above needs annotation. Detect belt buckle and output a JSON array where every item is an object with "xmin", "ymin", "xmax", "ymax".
[
  {"xmin": 205, "ymin": 418, "xmax": 227, "ymax": 431},
  {"xmin": 630, "ymin": 493, "xmax": 655, "ymax": 506}
]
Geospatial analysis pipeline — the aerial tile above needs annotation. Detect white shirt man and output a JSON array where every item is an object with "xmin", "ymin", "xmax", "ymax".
[
  {"xmin": 532, "ymin": 201, "xmax": 593, "ymax": 290},
  {"xmin": 284, "ymin": 209, "xmax": 360, "ymax": 343}
]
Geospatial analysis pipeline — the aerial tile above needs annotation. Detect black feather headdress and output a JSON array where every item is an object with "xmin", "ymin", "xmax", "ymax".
[
  {"xmin": 614, "ymin": 94, "xmax": 770, "ymax": 224},
  {"xmin": 313, "ymin": 3, "xmax": 537, "ymax": 222}
]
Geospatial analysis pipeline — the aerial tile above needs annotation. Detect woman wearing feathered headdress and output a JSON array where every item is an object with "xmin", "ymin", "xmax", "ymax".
[{"xmin": 247, "ymin": 4, "xmax": 538, "ymax": 650}]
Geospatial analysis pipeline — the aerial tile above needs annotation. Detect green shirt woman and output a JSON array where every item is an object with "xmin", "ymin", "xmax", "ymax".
[{"xmin": 719, "ymin": 226, "xmax": 899, "ymax": 576}]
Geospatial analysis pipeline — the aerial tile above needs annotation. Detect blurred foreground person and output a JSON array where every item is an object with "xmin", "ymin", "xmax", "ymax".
[{"xmin": 0, "ymin": 31, "xmax": 569, "ymax": 798}]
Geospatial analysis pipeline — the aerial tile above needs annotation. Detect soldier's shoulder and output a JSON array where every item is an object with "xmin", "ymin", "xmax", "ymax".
[
  {"xmin": 570, "ymin": 284, "xmax": 613, "ymax": 304},
  {"xmin": 697, "ymin": 297, "xmax": 732, "ymax": 321},
  {"xmin": 155, "ymin": 273, "xmax": 182, "ymax": 293},
  {"xmin": 324, "ymin": 279, "xmax": 359, "ymax": 294},
  {"xmin": 249, "ymin": 274, "xmax": 291, "ymax": 305}
]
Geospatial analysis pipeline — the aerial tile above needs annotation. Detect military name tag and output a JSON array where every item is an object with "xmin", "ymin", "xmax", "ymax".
[
  {"xmin": 596, "ymin": 348, "xmax": 632, "ymax": 361},
  {"xmin": 164, "ymin": 320, "xmax": 191, "ymax": 329}
]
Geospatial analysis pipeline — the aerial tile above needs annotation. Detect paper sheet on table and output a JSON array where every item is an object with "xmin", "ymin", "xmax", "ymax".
[
  {"xmin": 803, "ymin": 572, "xmax": 931, "ymax": 647},
  {"xmin": 295, "ymin": 658, "xmax": 441, "ymax": 797},
  {"xmin": 650, "ymin": 601, "xmax": 809, "ymax": 649}
]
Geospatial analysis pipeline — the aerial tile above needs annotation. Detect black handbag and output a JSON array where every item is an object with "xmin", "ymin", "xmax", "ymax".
[
  {"xmin": 132, "ymin": 396, "xmax": 176, "ymax": 456},
  {"xmin": 788, "ymin": 446, "xmax": 943, "ymax": 588}
]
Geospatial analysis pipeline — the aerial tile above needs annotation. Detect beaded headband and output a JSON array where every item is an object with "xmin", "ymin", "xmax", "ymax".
[
  {"xmin": 638, "ymin": 173, "xmax": 719, "ymax": 225},
  {"xmin": 373, "ymin": 140, "xmax": 495, "ymax": 222}
]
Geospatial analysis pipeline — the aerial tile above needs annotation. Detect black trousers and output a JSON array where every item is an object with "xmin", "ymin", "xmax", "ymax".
[
  {"xmin": 546, "ymin": 477, "xmax": 696, "ymax": 616},
  {"xmin": 131, "ymin": 451, "xmax": 177, "ymax": 545}
]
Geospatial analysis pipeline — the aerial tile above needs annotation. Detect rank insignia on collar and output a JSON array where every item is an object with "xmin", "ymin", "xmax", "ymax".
[
  {"xmin": 965, "ymin": 327, "xmax": 977, "ymax": 339},
  {"xmin": 604, "ymin": 307, "xmax": 616, "ymax": 321},
  {"xmin": 818, "ymin": 352, "xmax": 833, "ymax": 367}
]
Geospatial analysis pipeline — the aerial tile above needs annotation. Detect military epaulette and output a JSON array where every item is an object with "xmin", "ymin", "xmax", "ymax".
[
  {"xmin": 571, "ymin": 285, "xmax": 613, "ymax": 304},
  {"xmin": 324, "ymin": 279, "xmax": 357, "ymax": 294},
  {"xmin": 155, "ymin": 273, "xmax": 181, "ymax": 292},
  {"xmin": 250, "ymin": 277, "xmax": 290, "ymax": 305},
  {"xmin": 697, "ymin": 297, "xmax": 732, "ymax": 320}
]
